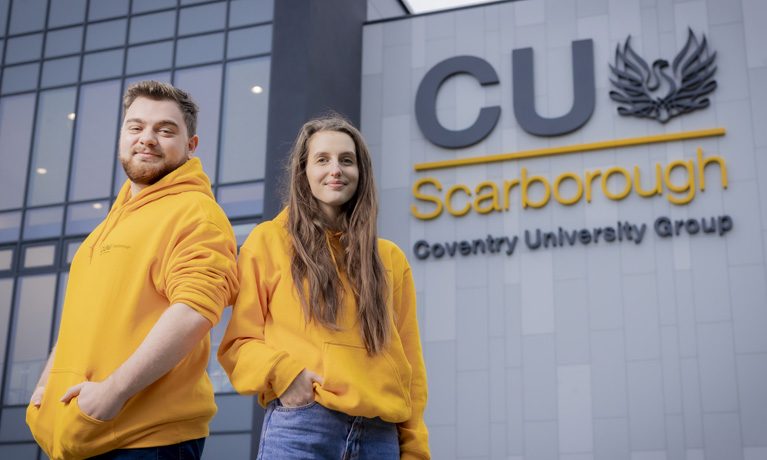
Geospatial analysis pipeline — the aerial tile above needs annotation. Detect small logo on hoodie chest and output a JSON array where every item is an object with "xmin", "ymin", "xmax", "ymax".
[{"xmin": 98, "ymin": 243, "xmax": 131, "ymax": 256}]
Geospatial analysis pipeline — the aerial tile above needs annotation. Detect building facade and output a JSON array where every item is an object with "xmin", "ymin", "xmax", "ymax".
[
  {"xmin": 1, "ymin": 0, "xmax": 766, "ymax": 459},
  {"xmin": 362, "ymin": 0, "xmax": 767, "ymax": 459}
]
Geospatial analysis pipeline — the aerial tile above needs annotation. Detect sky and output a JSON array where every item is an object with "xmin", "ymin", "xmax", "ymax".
[{"xmin": 402, "ymin": 0, "xmax": 499, "ymax": 13}]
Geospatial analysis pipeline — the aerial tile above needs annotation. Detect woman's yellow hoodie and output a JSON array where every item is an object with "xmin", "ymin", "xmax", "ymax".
[
  {"xmin": 217, "ymin": 208, "xmax": 430, "ymax": 460},
  {"xmin": 26, "ymin": 158, "xmax": 238, "ymax": 460}
]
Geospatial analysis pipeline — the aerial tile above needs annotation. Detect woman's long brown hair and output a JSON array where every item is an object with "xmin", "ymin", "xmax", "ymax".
[{"xmin": 285, "ymin": 115, "xmax": 390, "ymax": 355}]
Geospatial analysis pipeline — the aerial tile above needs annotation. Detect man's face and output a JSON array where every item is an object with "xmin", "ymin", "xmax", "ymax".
[{"xmin": 119, "ymin": 97, "xmax": 198, "ymax": 190}]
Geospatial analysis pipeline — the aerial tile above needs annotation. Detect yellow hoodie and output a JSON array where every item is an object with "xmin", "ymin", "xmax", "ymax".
[
  {"xmin": 26, "ymin": 158, "xmax": 238, "ymax": 460},
  {"xmin": 217, "ymin": 208, "xmax": 430, "ymax": 460}
]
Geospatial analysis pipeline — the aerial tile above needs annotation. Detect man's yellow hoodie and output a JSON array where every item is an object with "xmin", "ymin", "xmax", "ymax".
[
  {"xmin": 26, "ymin": 158, "xmax": 238, "ymax": 460},
  {"xmin": 217, "ymin": 208, "xmax": 430, "ymax": 460}
]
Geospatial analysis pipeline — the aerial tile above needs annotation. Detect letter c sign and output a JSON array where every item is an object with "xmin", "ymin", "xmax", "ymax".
[{"xmin": 414, "ymin": 56, "xmax": 501, "ymax": 149}]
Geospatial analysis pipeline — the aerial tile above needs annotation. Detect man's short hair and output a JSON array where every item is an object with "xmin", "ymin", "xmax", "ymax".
[{"xmin": 123, "ymin": 80, "xmax": 199, "ymax": 138}]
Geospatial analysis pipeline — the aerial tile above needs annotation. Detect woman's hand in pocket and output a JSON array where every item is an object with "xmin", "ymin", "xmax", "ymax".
[{"xmin": 280, "ymin": 369, "xmax": 323, "ymax": 407}]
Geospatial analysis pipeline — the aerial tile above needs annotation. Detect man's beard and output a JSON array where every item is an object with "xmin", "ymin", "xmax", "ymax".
[{"xmin": 120, "ymin": 154, "xmax": 187, "ymax": 186}]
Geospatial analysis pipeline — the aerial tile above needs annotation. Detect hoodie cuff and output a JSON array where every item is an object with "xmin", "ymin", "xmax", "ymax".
[{"xmin": 270, "ymin": 353, "xmax": 306, "ymax": 398}]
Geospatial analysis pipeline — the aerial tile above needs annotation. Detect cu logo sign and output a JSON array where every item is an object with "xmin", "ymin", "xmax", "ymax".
[{"xmin": 415, "ymin": 39, "xmax": 595, "ymax": 148}]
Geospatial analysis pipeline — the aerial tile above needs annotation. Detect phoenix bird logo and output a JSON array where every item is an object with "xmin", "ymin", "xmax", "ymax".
[{"xmin": 609, "ymin": 29, "xmax": 717, "ymax": 123}]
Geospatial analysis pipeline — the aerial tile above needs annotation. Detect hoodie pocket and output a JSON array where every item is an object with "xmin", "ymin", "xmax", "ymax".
[
  {"xmin": 319, "ymin": 342, "xmax": 411, "ymax": 422},
  {"xmin": 26, "ymin": 402, "xmax": 47, "ymax": 451},
  {"xmin": 58, "ymin": 398, "xmax": 119, "ymax": 458},
  {"xmin": 27, "ymin": 369, "xmax": 119, "ymax": 460}
]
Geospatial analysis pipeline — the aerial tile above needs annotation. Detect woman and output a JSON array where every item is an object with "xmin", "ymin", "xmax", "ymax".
[{"xmin": 218, "ymin": 115, "xmax": 429, "ymax": 459}]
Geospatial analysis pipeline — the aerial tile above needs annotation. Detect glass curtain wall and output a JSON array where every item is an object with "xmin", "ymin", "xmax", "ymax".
[{"xmin": 0, "ymin": 1, "xmax": 273, "ymax": 458}]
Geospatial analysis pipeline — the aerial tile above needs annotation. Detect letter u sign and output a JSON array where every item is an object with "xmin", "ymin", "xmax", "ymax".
[{"xmin": 415, "ymin": 39, "xmax": 595, "ymax": 148}]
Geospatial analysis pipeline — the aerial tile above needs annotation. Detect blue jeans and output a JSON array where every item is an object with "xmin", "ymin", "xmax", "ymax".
[
  {"xmin": 86, "ymin": 437, "xmax": 205, "ymax": 460},
  {"xmin": 257, "ymin": 400, "xmax": 399, "ymax": 459}
]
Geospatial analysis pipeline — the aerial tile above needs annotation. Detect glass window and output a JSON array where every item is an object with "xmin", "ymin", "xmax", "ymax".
[
  {"xmin": 69, "ymin": 80, "xmax": 121, "ymax": 201},
  {"xmin": 129, "ymin": 11, "xmax": 176, "ymax": 44},
  {"xmin": 179, "ymin": 3, "xmax": 226, "ymax": 35},
  {"xmin": 0, "ymin": 93, "xmax": 36, "ymax": 211},
  {"xmin": 88, "ymin": 0, "xmax": 129, "ymax": 21},
  {"xmin": 218, "ymin": 182, "xmax": 263, "ymax": 218},
  {"xmin": 175, "ymin": 65, "xmax": 222, "ymax": 183},
  {"xmin": 113, "ymin": 162, "xmax": 128, "ymax": 198},
  {"xmin": 27, "ymin": 88, "xmax": 77, "ymax": 206},
  {"xmin": 209, "ymin": 394, "xmax": 254, "ymax": 431},
  {"xmin": 0, "ymin": 39, "xmax": 4, "ymax": 63},
  {"xmin": 229, "ymin": 0, "xmax": 273, "ymax": 27},
  {"xmin": 1, "ymin": 63, "xmax": 39, "ymax": 94},
  {"xmin": 0, "ymin": 0, "xmax": 9, "ymax": 36},
  {"xmin": 23, "ymin": 206, "xmax": 64, "ymax": 239},
  {"xmin": 176, "ymin": 32, "xmax": 224, "ymax": 67},
  {"xmin": 232, "ymin": 222, "xmax": 257, "ymax": 247},
  {"xmin": 8, "ymin": 0, "xmax": 46, "ymax": 34},
  {"xmin": 41, "ymin": 56, "xmax": 81, "ymax": 88},
  {"xmin": 202, "ymin": 434, "xmax": 251, "ymax": 460},
  {"xmin": 65, "ymin": 240, "xmax": 82, "ymax": 265},
  {"xmin": 124, "ymin": 71, "xmax": 172, "ymax": 89},
  {"xmin": 0, "ymin": 407, "xmax": 35, "ymax": 442},
  {"xmin": 208, "ymin": 306, "xmax": 234, "ymax": 393},
  {"xmin": 126, "ymin": 41, "xmax": 173, "ymax": 75},
  {"xmin": 0, "ymin": 443, "xmax": 39, "ymax": 459},
  {"xmin": 0, "ymin": 248, "xmax": 12, "ymax": 270},
  {"xmin": 22, "ymin": 244, "xmax": 56, "ymax": 268},
  {"xmin": 180, "ymin": 0, "xmax": 208, "ymax": 4},
  {"xmin": 45, "ymin": 26, "xmax": 84, "ymax": 58},
  {"xmin": 5, "ymin": 33, "xmax": 43, "ymax": 64},
  {"xmin": 53, "ymin": 271, "xmax": 68, "ymax": 342},
  {"xmin": 0, "ymin": 278, "xmax": 14, "ymax": 386},
  {"xmin": 82, "ymin": 49, "xmax": 125, "ymax": 81},
  {"xmin": 0, "ymin": 211, "xmax": 22, "ymax": 243},
  {"xmin": 227, "ymin": 24, "xmax": 271, "ymax": 59},
  {"xmin": 85, "ymin": 19, "xmax": 127, "ymax": 51},
  {"xmin": 219, "ymin": 57, "xmax": 270, "ymax": 183},
  {"xmin": 4, "ymin": 274, "xmax": 57, "ymax": 405},
  {"xmin": 65, "ymin": 201, "xmax": 108, "ymax": 235},
  {"xmin": 132, "ymin": 0, "xmax": 176, "ymax": 14},
  {"xmin": 48, "ymin": 0, "xmax": 86, "ymax": 28}
]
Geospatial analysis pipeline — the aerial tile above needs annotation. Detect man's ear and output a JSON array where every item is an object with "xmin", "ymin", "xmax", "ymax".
[{"xmin": 187, "ymin": 134, "xmax": 199, "ymax": 159}]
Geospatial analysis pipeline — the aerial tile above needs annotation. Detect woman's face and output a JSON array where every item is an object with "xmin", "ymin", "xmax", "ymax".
[{"xmin": 305, "ymin": 130, "xmax": 359, "ymax": 219}]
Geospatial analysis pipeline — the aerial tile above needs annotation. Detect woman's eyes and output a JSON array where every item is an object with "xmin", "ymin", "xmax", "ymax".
[{"xmin": 314, "ymin": 155, "xmax": 355, "ymax": 165}]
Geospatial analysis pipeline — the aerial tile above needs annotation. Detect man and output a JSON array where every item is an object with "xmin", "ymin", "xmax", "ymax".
[{"xmin": 26, "ymin": 80, "xmax": 239, "ymax": 460}]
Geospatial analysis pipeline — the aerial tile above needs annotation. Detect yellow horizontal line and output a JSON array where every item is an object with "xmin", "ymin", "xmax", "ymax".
[{"xmin": 413, "ymin": 127, "xmax": 727, "ymax": 171}]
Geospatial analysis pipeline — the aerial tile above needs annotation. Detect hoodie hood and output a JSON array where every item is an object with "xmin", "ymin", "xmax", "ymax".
[
  {"xmin": 88, "ymin": 157, "xmax": 212, "ymax": 260},
  {"xmin": 115, "ymin": 157, "xmax": 213, "ymax": 209}
]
